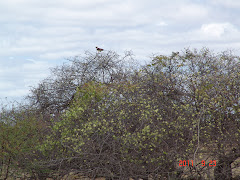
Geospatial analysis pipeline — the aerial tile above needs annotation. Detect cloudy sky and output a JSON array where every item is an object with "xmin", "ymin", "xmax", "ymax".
[{"xmin": 0, "ymin": 0, "xmax": 240, "ymax": 102}]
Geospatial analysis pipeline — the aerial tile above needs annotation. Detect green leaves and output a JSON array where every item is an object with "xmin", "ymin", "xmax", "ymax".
[
  {"xmin": 0, "ymin": 108, "xmax": 44, "ymax": 178},
  {"xmin": 29, "ymin": 48, "xmax": 240, "ymax": 179}
]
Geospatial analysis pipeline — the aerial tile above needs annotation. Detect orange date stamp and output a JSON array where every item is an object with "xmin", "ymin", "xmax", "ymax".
[{"xmin": 179, "ymin": 160, "xmax": 216, "ymax": 167}]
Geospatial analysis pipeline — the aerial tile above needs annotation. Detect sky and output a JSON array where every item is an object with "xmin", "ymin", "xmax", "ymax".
[{"xmin": 0, "ymin": 0, "xmax": 240, "ymax": 102}]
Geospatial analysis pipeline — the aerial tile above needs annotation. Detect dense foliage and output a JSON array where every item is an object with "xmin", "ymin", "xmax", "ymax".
[{"xmin": 0, "ymin": 48, "xmax": 239, "ymax": 179}]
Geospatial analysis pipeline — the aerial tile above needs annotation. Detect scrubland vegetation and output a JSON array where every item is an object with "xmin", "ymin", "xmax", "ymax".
[{"xmin": 0, "ymin": 48, "xmax": 239, "ymax": 179}]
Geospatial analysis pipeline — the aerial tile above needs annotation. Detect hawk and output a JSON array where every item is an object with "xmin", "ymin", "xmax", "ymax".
[{"xmin": 96, "ymin": 47, "xmax": 104, "ymax": 52}]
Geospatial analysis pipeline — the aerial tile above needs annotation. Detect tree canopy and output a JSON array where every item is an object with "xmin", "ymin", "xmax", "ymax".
[{"xmin": 0, "ymin": 48, "xmax": 239, "ymax": 179}]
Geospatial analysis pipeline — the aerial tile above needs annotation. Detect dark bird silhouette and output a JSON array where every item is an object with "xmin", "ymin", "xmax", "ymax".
[{"xmin": 96, "ymin": 47, "xmax": 104, "ymax": 52}]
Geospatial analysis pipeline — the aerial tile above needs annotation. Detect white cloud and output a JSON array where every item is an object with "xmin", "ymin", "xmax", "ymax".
[
  {"xmin": 0, "ymin": 89, "xmax": 28, "ymax": 97},
  {"xmin": 200, "ymin": 23, "xmax": 239, "ymax": 39},
  {"xmin": 168, "ymin": 3, "xmax": 209, "ymax": 21},
  {"xmin": 39, "ymin": 51, "xmax": 80, "ymax": 60},
  {"xmin": 210, "ymin": 0, "xmax": 240, "ymax": 8},
  {"xmin": 0, "ymin": 58, "xmax": 51, "ymax": 99},
  {"xmin": 0, "ymin": 81, "xmax": 16, "ymax": 90}
]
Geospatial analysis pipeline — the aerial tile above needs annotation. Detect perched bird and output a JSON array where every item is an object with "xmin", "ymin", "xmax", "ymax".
[{"xmin": 96, "ymin": 47, "xmax": 104, "ymax": 52}]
